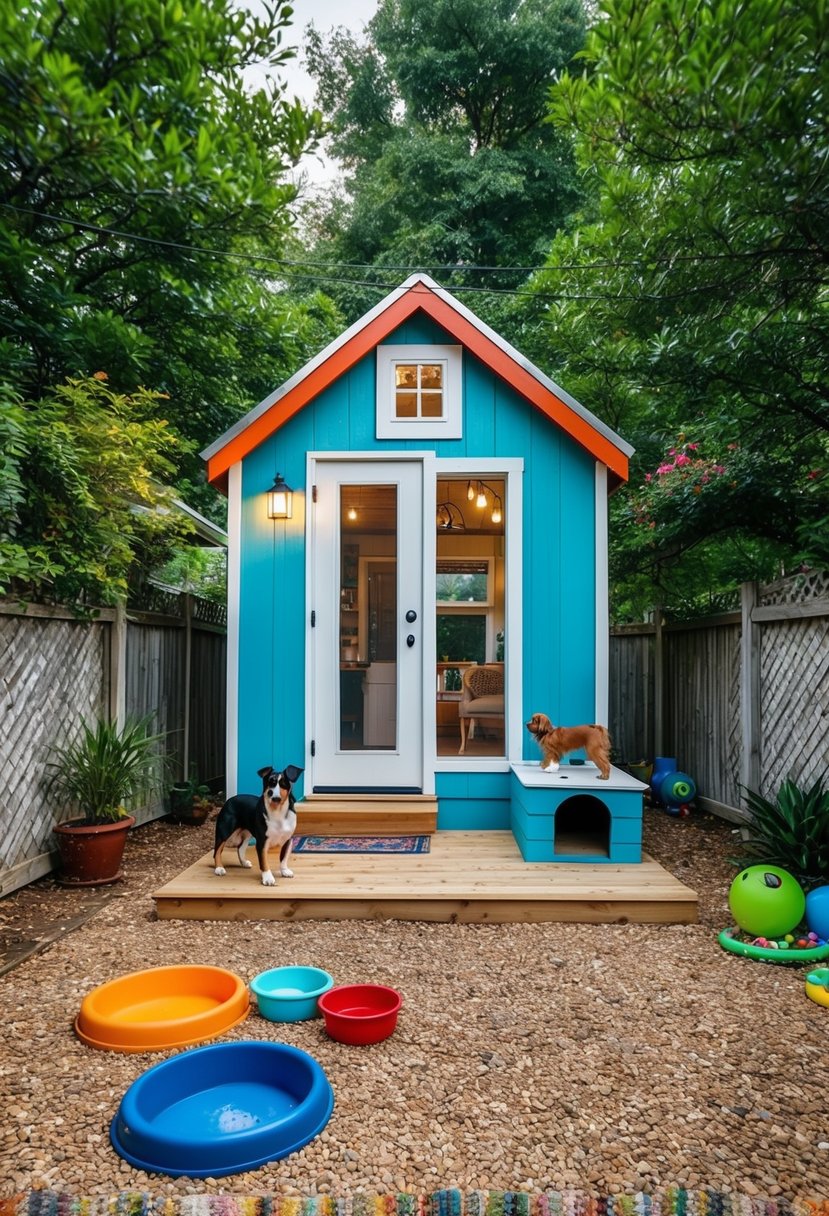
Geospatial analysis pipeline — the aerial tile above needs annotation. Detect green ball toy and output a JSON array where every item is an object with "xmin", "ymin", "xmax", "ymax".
[{"xmin": 728, "ymin": 865, "xmax": 805, "ymax": 937}]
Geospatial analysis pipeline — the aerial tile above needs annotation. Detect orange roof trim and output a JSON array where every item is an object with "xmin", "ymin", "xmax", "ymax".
[{"xmin": 204, "ymin": 279, "xmax": 629, "ymax": 487}]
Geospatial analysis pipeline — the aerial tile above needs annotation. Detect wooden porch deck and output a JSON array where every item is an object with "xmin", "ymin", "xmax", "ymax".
[{"xmin": 152, "ymin": 831, "xmax": 698, "ymax": 924}]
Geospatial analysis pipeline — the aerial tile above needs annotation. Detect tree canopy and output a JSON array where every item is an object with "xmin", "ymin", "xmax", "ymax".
[
  {"xmin": 530, "ymin": 0, "xmax": 829, "ymax": 616},
  {"xmin": 0, "ymin": 0, "xmax": 340, "ymax": 479},
  {"xmin": 300, "ymin": 0, "xmax": 587, "ymax": 321},
  {"xmin": 0, "ymin": 374, "xmax": 189, "ymax": 606},
  {"xmin": 3, "ymin": 0, "xmax": 827, "ymax": 616},
  {"xmin": 0, "ymin": 0, "xmax": 346, "ymax": 603}
]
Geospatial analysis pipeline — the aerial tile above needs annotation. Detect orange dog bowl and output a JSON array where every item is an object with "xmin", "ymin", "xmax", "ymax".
[{"xmin": 75, "ymin": 965, "xmax": 249, "ymax": 1053}]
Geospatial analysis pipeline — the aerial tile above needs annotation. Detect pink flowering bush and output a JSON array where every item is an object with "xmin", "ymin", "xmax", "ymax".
[
  {"xmin": 631, "ymin": 437, "xmax": 734, "ymax": 531},
  {"xmin": 609, "ymin": 432, "xmax": 818, "ymax": 620},
  {"xmin": 607, "ymin": 407, "xmax": 828, "ymax": 618}
]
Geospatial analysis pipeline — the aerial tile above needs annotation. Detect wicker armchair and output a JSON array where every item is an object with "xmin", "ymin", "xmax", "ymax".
[{"xmin": 457, "ymin": 664, "xmax": 505, "ymax": 754}]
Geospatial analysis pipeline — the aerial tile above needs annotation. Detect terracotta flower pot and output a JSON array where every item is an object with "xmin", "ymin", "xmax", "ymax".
[{"xmin": 53, "ymin": 816, "xmax": 136, "ymax": 886}]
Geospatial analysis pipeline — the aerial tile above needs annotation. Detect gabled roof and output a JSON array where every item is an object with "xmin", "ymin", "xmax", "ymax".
[{"xmin": 202, "ymin": 274, "xmax": 632, "ymax": 488}]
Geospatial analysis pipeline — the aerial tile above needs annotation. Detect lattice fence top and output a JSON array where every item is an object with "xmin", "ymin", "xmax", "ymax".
[
  {"xmin": 128, "ymin": 581, "xmax": 227, "ymax": 627},
  {"xmin": 759, "ymin": 567, "xmax": 829, "ymax": 607},
  {"xmin": 193, "ymin": 597, "xmax": 227, "ymax": 627},
  {"xmin": 130, "ymin": 582, "xmax": 182, "ymax": 616}
]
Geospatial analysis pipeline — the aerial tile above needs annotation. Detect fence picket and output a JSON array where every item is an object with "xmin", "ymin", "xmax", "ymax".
[
  {"xmin": 0, "ymin": 592, "xmax": 226, "ymax": 896},
  {"xmin": 609, "ymin": 571, "xmax": 829, "ymax": 812}
]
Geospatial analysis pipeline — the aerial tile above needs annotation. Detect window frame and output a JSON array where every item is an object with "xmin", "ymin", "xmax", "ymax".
[
  {"xmin": 376, "ymin": 344, "xmax": 462, "ymax": 439},
  {"xmin": 435, "ymin": 557, "xmax": 494, "ymax": 608}
]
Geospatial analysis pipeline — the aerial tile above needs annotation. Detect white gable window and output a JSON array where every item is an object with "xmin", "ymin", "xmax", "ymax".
[{"xmin": 376, "ymin": 344, "xmax": 462, "ymax": 439}]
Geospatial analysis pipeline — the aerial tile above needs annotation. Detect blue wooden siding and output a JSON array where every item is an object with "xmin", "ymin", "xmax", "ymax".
[
  {"xmin": 435, "ymin": 771, "xmax": 512, "ymax": 830},
  {"xmin": 235, "ymin": 315, "xmax": 598, "ymax": 801}
]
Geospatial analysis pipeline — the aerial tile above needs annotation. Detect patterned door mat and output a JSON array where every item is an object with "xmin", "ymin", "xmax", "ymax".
[{"xmin": 293, "ymin": 835, "xmax": 431, "ymax": 854}]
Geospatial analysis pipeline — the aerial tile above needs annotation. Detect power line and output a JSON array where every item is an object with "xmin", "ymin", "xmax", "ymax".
[{"xmin": 0, "ymin": 202, "xmax": 809, "ymax": 287}]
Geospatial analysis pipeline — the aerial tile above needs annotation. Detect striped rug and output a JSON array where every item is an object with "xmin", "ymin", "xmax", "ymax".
[{"xmin": 6, "ymin": 1191, "xmax": 829, "ymax": 1216}]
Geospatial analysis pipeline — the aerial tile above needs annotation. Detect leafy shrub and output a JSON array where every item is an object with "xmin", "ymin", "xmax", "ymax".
[
  {"xmin": 736, "ymin": 776, "xmax": 829, "ymax": 886},
  {"xmin": 49, "ymin": 716, "xmax": 165, "ymax": 825},
  {"xmin": 1, "ymin": 374, "xmax": 191, "ymax": 607}
]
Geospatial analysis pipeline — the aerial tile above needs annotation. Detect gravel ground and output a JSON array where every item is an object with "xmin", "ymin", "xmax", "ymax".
[{"xmin": 1, "ymin": 808, "xmax": 828, "ymax": 1203}]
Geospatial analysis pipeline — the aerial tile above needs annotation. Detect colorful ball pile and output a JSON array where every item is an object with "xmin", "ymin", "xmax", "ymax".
[{"xmin": 750, "ymin": 930, "xmax": 827, "ymax": 950}]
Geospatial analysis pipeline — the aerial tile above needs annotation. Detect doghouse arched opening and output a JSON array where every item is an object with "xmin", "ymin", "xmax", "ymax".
[{"xmin": 553, "ymin": 794, "xmax": 611, "ymax": 857}]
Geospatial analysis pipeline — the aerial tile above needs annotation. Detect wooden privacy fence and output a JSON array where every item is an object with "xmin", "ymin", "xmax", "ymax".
[
  {"xmin": 0, "ymin": 589, "xmax": 226, "ymax": 897},
  {"xmin": 609, "ymin": 570, "xmax": 829, "ymax": 820}
]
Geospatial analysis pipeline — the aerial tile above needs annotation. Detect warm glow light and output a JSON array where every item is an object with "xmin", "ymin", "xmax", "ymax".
[
  {"xmin": 476, "ymin": 486, "xmax": 487, "ymax": 509},
  {"xmin": 491, "ymin": 500, "xmax": 502, "ymax": 524},
  {"xmin": 466, "ymin": 480, "xmax": 475, "ymax": 501},
  {"xmin": 347, "ymin": 506, "xmax": 357, "ymax": 521},
  {"xmin": 267, "ymin": 473, "xmax": 293, "ymax": 520}
]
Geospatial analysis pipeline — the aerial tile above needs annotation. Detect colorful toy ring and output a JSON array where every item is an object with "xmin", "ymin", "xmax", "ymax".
[{"xmin": 718, "ymin": 927, "xmax": 829, "ymax": 965}]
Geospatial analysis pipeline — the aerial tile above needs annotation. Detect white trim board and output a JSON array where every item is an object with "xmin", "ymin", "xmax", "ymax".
[
  {"xmin": 594, "ymin": 462, "xmax": 609, "ymax": 725},
  {"xmin": 225, "ymin": 462, "xmax": 242, "ymax": 796}
]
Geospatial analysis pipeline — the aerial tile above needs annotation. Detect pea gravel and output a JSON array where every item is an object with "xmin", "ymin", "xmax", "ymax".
[{"xmin": 1, "ymin": 808, "xmax": 827, "ymax": 1203}]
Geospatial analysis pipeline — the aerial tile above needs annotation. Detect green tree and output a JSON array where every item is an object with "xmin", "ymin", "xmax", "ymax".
[
  {"xmin": 301, "ymin": 0, "xmax": 587, "ymax": 322},
  {"xmin": 0, "ymin": 0, "xmax": 341, "ymax": 498},
  {"xmin": 532, "ymin": 0, "xmax": 829, "ymax": 615},
  {"xmin": 154, "ymin": 546, "xmax": 227, "ymax": 604},
  {"xmin": 1, "ymin": 374, "xmax": 191, "ymax": 607}
]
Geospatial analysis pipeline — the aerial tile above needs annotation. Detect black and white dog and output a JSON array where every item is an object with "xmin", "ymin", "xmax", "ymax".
[{"xmin": 213, "ymin": 764, "xmax": 303, "ymax": 886}]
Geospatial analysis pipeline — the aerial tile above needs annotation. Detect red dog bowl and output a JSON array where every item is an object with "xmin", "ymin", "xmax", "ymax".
[{"xmin": 317, "ymin": 983, "xmax": 402, "ymax": 1045}]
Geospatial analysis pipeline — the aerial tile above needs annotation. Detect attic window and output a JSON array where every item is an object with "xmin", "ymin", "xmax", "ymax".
[
  {"xmin": 376, "ymin": 344, "xmax": 462, "ymax": 439},
  {"xmin": 395, "ymin": 362, "xmax": 443, "ymax": 418}
]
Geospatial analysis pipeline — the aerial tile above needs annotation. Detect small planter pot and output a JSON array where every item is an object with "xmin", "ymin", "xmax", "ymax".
[
  {"xmin": 182, "ymin": 803, "xmax": 211, "ymax": 826},
  {"xmin": 53, "ymin": 816, "xmax": 136, "ymax": 886},
  {"xmin": 167, "ymin": 784, "xmax": 196, "ymax": 822},
  {"xmin": 167, "ymin": 786, "xmax": 212, "ymax": 825}
]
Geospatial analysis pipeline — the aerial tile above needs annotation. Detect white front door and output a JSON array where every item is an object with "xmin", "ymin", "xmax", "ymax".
[{"xmin": 309, "ymin": 459, "xmax": 424, "ymax": 791}]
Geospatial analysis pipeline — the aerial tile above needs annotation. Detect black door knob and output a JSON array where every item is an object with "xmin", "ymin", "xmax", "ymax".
[
  {"xmin": 406, "ymin": 634, "xmax": 415, "ymax": 647},
  {"xmin": 405, "ymin": 610, "xmax": 417, "ymax": 622}
]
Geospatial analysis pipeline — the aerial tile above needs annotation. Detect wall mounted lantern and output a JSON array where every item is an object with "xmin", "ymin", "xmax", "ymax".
[{"xmin": 267, "ymin": 472, "xmax": 293, "ymax": 520}]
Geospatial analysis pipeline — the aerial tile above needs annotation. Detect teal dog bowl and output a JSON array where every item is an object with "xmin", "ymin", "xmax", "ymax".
[{"xmin": 250, "ymin": 966, "xmax": 334, "ymax": 1022}]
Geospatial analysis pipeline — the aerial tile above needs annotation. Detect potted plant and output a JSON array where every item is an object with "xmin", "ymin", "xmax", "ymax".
[
  {"xmin": 49, "ymin": 715, "xmax": 163, "ymax": 886},
  {"xmin": 167, "ymin": 767, "xmax": 212, "ymax": 825}
]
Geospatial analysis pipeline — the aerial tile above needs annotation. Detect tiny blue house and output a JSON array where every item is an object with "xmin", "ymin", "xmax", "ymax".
[{"xmin": 203, "ymin": 274, "xmax": 643, "ymax": 863}]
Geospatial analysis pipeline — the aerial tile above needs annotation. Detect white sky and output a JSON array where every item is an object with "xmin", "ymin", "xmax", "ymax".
[
  {"xmin": 244, "ymin": 0, "xmax": 380, "ymax": 184},
  {"xmin": 276, "ymin": 0, "xmax": 378, "ymax": 103}
]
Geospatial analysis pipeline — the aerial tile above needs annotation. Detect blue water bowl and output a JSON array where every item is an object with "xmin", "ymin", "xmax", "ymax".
[
  {"xmin": 250, "ymin": 966, "xmax": 334, "ymax": 1022},
  {"xmin": 110, "ymin": 1040, "xmax": 334, "ymax": 1178}
]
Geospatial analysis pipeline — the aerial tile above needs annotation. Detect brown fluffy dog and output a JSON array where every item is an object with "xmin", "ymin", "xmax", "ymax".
[{"xmin": 526, "ymin": 712, "xmax": 611, "ymax": 779}]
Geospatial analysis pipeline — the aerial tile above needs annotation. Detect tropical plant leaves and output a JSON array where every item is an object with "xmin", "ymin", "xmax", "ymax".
[{"xmin": 736, "ymin": 776, "xmax": 829, "ymax": 885}]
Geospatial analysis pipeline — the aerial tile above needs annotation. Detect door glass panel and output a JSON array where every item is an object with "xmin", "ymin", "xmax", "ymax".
[
  {"xmin": 339, "ymin": 483, "xmax": 398, "ymax": 751},
  {"xmin": 435, "ymin": 476, "xmax": 506, "ymax": 757}
]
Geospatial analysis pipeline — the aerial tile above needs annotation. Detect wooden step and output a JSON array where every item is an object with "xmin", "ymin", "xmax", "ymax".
[{"xmin": 294, "ymin": 796, "xmax": 437, "ymax": 836}]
